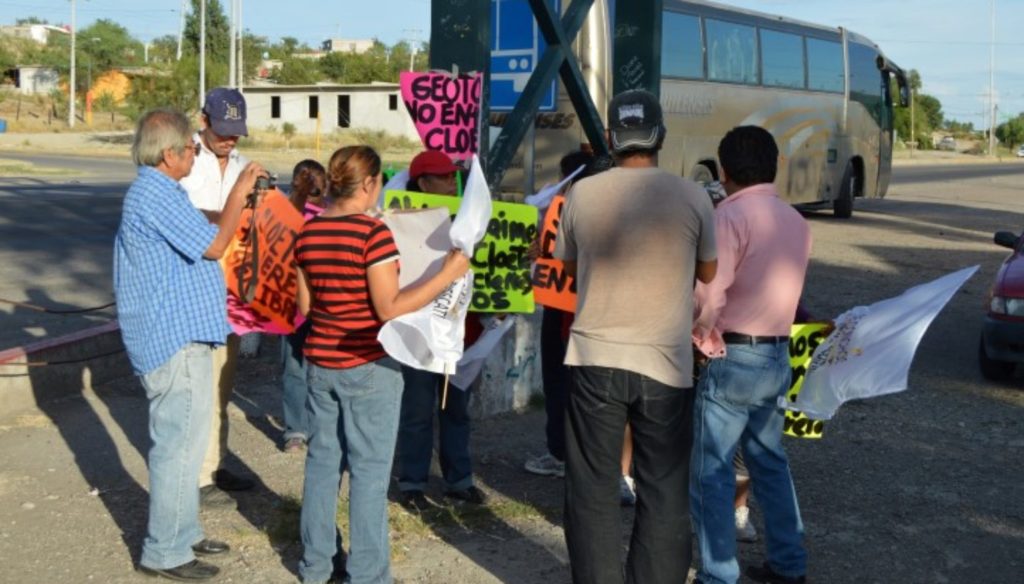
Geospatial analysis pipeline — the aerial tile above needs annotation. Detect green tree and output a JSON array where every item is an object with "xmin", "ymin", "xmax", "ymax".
[
  {"xmin": 281, "ymin": 122, "xmax": 296, "ymax": 149},
  {"xmin": 183, "ymin": 0, "xmax": 231, "ymax": 64},
  {"xmin": 270, "ymin": 57, "xmax": 321, "ymax": 85},
  {"xmin": 77, "ymin": 19, "xmax": 144, "ymax": 77},
  {"xmin": 16, "ymin": 17, "xmax": 48, "ymax": 25},
  {"xmin": 94, "ymin": 91, "xmax": 117, "ymax": 123},
  {"xmin": 891, "ymin": 68, "xmax": 943, "ymax": 148},
  {"xmin": 268, "ymin": 36, "xmax": 305, "ymax": 59},
  {"xmin": 125, "ymin": 56, "xmax": 226, "ymax": 119},
  {"xmin": 149, "ymin": 34, "xmax": 179, "ymax": 64},
  {"xmin": 995, "ymin": 115, "xmax": 1024, "ymax": 150}
]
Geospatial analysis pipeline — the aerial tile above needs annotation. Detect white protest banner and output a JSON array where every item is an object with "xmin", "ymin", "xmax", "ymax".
[
  {"xmin": 789, "ymin": 265, "xmax": 978, "ymax": 420},
  {"xmin": 451, "ymin": 316, "xmax": 517, "ymax": 390},
  {"xmin": 380, "ymin": 207, "xmax": 451, "ymax": 288},
  {"xmin": 377, "ymin": 155, "xmax": 493, "ymax": 374}
]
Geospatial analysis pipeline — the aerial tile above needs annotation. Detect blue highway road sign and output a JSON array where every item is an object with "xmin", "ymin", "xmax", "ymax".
[{"xmin": 490, "ymin": 0, "xmax": 560, "ymax": 112}]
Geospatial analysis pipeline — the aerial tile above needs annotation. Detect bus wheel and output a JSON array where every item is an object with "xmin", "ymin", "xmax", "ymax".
[{"xmin": 834, "ymin": 163, "xmax": 856, "ymax": 219}]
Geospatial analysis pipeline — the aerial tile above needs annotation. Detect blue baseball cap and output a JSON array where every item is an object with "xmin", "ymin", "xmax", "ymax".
[{"xmin": 203, "ymin": 87, "xmax": 248, "ymax": 137}]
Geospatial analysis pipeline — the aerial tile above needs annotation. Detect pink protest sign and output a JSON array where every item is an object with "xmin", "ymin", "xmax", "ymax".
[{"xmin": 400, "ymin": 71, "xmax": 483, "ymax": 161}]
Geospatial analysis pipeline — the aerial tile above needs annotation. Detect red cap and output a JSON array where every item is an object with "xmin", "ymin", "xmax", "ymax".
[{"xmin": 409, "ymin": 150, "xmax": 458, "ymax": 180}]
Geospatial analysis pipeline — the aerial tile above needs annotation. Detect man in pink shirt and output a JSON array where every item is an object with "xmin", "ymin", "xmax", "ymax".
[{"xmin": 691, "ymin": 126, "xmax": 812, "ymax": 584}]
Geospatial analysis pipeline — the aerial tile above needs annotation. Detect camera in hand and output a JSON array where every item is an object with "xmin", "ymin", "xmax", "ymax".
[
  {"xmin": 255, "ymin": 173, "xmax": 277, "ymax": 192},
  {"xmin": 247, "ymin": 173, "xmax": 277, "ymax": 206}
]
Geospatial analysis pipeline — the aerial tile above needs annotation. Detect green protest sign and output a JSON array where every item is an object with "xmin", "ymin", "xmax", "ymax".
[{"xmin": 384, "ymin": 190, "xmax": 537, "ymax": 313}]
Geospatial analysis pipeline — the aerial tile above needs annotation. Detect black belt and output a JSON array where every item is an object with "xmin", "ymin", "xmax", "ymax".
[{"xmin": 722, "ymin": 332, "xmax": 789, "ymax": 345}]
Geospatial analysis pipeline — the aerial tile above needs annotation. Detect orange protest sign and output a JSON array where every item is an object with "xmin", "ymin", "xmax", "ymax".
[
  {"xmin": 220, "ymin": 190, "xmax": 305, "ymax": 333},
  {"xmin": 531, "ymin": 195, "xmax": 577, "ymax": 313}
]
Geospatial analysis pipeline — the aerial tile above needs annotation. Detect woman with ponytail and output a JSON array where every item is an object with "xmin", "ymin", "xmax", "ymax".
[{"xmin": 294, "ymin": 145, "xmax": 469, "ymax": 584}]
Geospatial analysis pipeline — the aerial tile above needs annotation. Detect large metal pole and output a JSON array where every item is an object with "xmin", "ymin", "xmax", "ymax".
[
  {"xmin": 199, "ymin": 0, "xmax": 206, "ymax": 108},
  {"xmin": 68, "ymin": 0, "xmax": 76, "ymax": 128},
  {"xmin": 177, "ymin": 0, "xmax": 186, "ymax": 60},
  {"xmin": 237, "ymin": 0, "xmax": 244, "ymax": 91},
  {"xmin": 988, "ymin": 0, "xmax": 996, "ymax": 156},
  {"xmin": 229, "ymin": 0, "xmax": 237, "ymax": 87}
]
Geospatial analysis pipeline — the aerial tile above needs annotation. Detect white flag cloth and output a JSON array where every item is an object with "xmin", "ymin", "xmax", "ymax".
[
  {"xmin": 451, "ymin": 316, "xmax": 516, "ymax": 390},
  {"xmin": 377, "ymin": 155, "xmax": 492, "ymax": 374},
  {"xmin": 524, "ymin": 164, "xmax": 586, "ymax": 209},
  {"xmin": 789, "ymin": 265, "xmax": 978, "ymax": 420}
]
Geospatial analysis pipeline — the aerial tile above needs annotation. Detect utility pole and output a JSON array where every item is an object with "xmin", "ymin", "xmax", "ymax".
[
  {"xmin": 69, "ymin": 0, "xmax": 76, "ymax": 128},
  {"xmin": 177, "ymin": 0, "xmax": 186, "ymax": 61},
  {"xmin": 910, "ymin": 88, "xmax": 915, "ymax": 158},
  {"xmin": 229, "ymin": 0, "xmax": 237, "ymax": 87},
  {"xmin": 988, "ymin": 0, "xmax": 997, "ymax": 156},
  {"xmin": 199, "ymin": 0, "xmax": 206, "ymax": 109},
  {"xmin": 404, "ymin": 29, "xmax": 423, "ymax": 72},
  {"xmin": 237, "ymin": 0, "xmax": 244, "ymax": 91}
]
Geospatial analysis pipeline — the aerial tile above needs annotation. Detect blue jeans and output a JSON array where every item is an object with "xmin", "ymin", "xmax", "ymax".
[
  {"xmin": 281, "ymin": 321, "xmax": 312, "ymax": 441},
  {"xmin": 139, "ymin": 343, "xmax": 215, "ymax": 570},
  {"xmin": 690, "ymin": 342, "xmax": 807, "ymax": 584},
  {"xmin": 396, "ymin": 365, "xmax": 474, "ymax": 492},
  {"xmin": 299, "ymin": 357, "xmax": 403, "ymax": 584}
]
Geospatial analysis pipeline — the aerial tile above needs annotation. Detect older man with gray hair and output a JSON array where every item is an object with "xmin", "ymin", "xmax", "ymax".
[{"xmin": 114, "ymin": 108, "xmax": 263, "ymax": 581}]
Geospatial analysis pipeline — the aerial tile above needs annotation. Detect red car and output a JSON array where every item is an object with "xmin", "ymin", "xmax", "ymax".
[{"xmin": 980, "ymin": 230, "xmax": 1024, "ymax": 380}]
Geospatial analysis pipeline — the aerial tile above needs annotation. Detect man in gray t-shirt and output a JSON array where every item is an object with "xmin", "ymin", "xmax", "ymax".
[{"xmin": 555, "ymin": 89, "xmax": 716, "ymax": 584}]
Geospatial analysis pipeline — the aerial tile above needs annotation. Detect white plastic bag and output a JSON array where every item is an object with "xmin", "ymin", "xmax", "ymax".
[{"xmin": 788, "ymin": 265, "xmax": 978, "ymax": 420}]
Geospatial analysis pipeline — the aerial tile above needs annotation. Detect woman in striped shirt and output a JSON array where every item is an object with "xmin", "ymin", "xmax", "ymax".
[{"xmin": 294, "ymin": 145, "xmax": 469, "ymax": 584}]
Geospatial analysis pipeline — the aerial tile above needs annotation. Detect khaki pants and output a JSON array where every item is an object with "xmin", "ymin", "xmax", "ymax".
[{"xmin": 199, "ymin": 334, "xmax": 240, "ymax": 487}]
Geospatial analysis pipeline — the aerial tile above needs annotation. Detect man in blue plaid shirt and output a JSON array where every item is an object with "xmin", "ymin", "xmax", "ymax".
[{"xmin": 114, "ymin": 108, "xmax": 263, "ymax": 582}]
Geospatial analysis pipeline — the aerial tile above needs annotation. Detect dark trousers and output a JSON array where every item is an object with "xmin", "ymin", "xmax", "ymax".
[
  {"xmin": 564, "ymin": 366, "xmax": 695, "ymax": 584},
  {"xmin": 396, "ymin": 365, "xmax": 474, "ymax": 492},
  {"xmin": 540, "ymin": 307, "xmax": 570, "ymax": 461}
]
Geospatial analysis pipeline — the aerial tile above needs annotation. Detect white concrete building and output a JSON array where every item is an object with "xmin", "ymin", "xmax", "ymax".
[
  {"xmin": 243, "ymin": 83, "xmax": 418, "ymax": 139},
  {"xmin": 0, "ymin": 24, "xmax": 68, "ymax": 44},
  {"xmin": 5, "ymin": 66, "xmax": 59, "ymax": 95},
  {"xmin": 321, "ymin": 38, "xmax": 375, "ymax": 54}
]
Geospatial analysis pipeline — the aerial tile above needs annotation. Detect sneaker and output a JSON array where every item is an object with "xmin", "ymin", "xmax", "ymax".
[
  {"xmin": 745, "ymin": 562, "xmax": 807, "ymax": 584},
  {"xmin": 284, "ymin": 437, "xmax": 306, "ymax": 454},
  {"xmin": 524, "ymin": 453, "xmax": 565, "ymax": 477},
  {"xmin": 444, "ymin": 486, "xmax": 487, "ymax": 505},
  {"xmin": 399, "ymin": 490, "xmax": 434, "ymax": 513},
  {"xmin": 619, "ymin": 475, "xmax": 636, "ymax": 507},
  {"xmin": 199, "ymin": 485, "xmax": 235, "ymax": 509},
  {"xmin": 735, "ymin": 505, "xmax": 758, "ymax": 543}
]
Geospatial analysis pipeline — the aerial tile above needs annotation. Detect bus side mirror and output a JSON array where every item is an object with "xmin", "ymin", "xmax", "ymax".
[{"xmin": 898, "ymin": 84, "xmax": 910, "ymax": 108}]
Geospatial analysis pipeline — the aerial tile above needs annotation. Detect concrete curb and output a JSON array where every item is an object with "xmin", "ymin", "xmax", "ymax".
[{"xmin": 0, "ymin": 320, "xmax": 133, "ymax": 415}]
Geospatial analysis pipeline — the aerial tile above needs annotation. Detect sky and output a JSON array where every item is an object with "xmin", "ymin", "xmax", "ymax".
[{"xmin": 2, "ymin": 0, "xmax": 1021, "ymax": 129}]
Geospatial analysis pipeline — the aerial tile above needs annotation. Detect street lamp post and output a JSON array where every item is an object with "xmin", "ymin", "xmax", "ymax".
[{"xmin": 69, "ymin": 0, "xmax": 76, "ymax": 128}]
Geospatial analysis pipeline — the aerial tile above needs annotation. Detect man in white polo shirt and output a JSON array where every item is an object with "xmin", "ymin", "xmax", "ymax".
[{"xmin": 181, "ymin": 87, "xmax": 255, "ymax": 504}]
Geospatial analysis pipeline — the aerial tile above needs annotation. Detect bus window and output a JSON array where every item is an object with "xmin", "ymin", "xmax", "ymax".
[
  {"xmin": 849, "ymin": 42, "xmax": 884, "ymax": 125},
  {"xmin": 662, "ymin": 11, "xmax": 703, "ymax": 79},
  {"xmin": 806, "ymin": 38, "xmax": 843, "ymax": 93},
  {"xmin": 760, "ymin": 29, "xmax": 805, "ymax": 89},
  {"xmin": 706, "ymin": 19, "xmax": 758, "ymax": 85}
]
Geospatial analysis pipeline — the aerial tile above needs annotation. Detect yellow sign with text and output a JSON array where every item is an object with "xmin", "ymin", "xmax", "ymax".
[
  {"xmin": 784, "ymin": 323, "xmax": 830, "ymax": 439},
  {"xmin": 384, "ymin": 191, "xmax": 537, "ymax": 313}
]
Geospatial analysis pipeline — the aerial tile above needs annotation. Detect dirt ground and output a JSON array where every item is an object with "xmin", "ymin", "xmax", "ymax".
[{"xmin": 1, "ymin": 165, "xmax": 1023, "ymax": 584}]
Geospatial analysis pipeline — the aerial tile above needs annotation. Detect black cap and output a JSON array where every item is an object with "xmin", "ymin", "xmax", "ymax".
[{"xmin": 607, "ymin": 89, "xmax": 665, "ymax": 153}]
